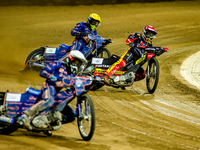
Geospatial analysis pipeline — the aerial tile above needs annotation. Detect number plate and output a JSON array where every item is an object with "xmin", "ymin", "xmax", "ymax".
[
  {"xmin": 91, "ymin": 58, "xmax": 103, "ymax": 64},
  {"xmin": 45, "ymin": 47, "xmax": 56, "ymax": 54},
  {"xmin": 6, "ymin": 93, "xmax": 21, "ymax": 102}
]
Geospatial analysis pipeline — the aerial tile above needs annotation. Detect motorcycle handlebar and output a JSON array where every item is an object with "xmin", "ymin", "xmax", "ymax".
[
  {"xmin": 155, "ymin": 47, "xmax": 169, "ymax": 56},
  {"xmin": 88, "ymin": 34, "xmax": 112, "ymax": 44},
  {"xmin": 144, "ymin": 47, "xmax": 169, "ymax": 56}
]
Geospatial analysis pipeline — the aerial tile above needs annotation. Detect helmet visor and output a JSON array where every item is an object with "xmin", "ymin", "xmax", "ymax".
[
  {"xmin": 91, "ymin": 19, "xmax": 100, "ymax": 27},
  {"xmin": 73, "ymin": 59, "xmax": 82, "ymax": 68},
  {"xmin": 70, "ymin": 59, "xmax": 82, "ymax": 74},
  {"xmin": 146, "ymin": 31, "xmax": 156, "ymax": 38}
]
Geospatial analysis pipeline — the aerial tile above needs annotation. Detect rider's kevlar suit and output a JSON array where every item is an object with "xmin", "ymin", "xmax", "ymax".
[
  {"xmin": 70, "ymin": 21, "xmax": 97, "ymax": 59},
  {"xmin": 104, "ymin": 32, "xmax": 153, "ymax": 82},
  {"xmin": 23, "ymin": 61, "xmax": 74, "ymax": 119}
]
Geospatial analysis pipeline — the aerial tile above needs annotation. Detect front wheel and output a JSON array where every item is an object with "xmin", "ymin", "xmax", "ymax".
[
  {"xmin": 97, "ymin": 47, "xmax": 111, "ymax": 58},
  {"xmin": 77, "ymin": 94, "xmax": 95, "ymax": 141},
  {"xmin": 146, "ymin": 58, "xmax": 159, "ymax": 94}
]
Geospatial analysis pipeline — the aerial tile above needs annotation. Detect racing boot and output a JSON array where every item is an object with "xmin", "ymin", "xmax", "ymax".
[
  {"xmin": 18, "ymin": 113, "xmax": 33, "ymax": 130},
  {"xmin": 134, "ymin": 67, "xmax": 146, "ymax": 81},
  {"xmin": 103, "ymin": 58, "xmax": 126, "ymax": 84},
  {"xmin": 134, "ymin": 72, "xmax": 146, "ymax": 81},
  {"xmin": 102, "ymin": 74, "xmax": 110, "ymax": 85},
  {"xmin": 102, "ymin": 65, "xmax": 121, "ymax": 84}
]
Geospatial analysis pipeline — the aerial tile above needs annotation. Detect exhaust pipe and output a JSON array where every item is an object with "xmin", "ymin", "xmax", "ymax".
[
  {"xmin": 32, "ymin": 62, "xmax": 46, "ymax": 68},
  {"xmin": 0, "ymin": 115, "xmax": 15, "ymax": 125}
]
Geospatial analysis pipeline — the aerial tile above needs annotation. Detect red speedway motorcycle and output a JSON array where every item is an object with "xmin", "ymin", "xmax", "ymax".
[{"xmin": 78, "ymin": 46, "xmax": 169, "ymax": 93}]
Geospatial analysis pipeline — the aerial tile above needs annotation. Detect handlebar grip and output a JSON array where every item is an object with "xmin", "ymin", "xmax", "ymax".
[
  {"xmin": 163, "ymin": 47, "xmax": 169, "ymax": 52},
  {"xmin": 156, "ymin": 48, "xmax": 166, "ymax": 56},
  {"xmin": 106, "ymin": 39, "xmax": 112, "ymax": 44}
]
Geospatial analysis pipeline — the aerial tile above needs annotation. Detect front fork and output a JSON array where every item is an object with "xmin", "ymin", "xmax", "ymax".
[
  {"xmin": 145, "ymin": 60, "xmax": 150, "ymax": 79},
  {"xmin": 76, "ymin": 96, "xmax": 88, "ymax": 120}
]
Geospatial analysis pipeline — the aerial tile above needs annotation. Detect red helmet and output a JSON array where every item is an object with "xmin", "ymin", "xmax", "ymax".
[{"xmin": 142, "ymin": 25, "xmax": 157, "ymax": 43}]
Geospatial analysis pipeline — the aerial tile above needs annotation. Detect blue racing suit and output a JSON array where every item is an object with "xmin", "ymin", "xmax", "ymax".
[
  {"xmin": 24, "ymin": 60, "xmax": 75, "ymax": 118},
  {"xmin": 70, "ymin": 21, "xmax": 97, "ymax": 58}
]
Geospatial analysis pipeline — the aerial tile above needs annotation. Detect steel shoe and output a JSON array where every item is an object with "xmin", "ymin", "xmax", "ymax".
[{"xmin": 18, "ymin": 114, "xmax": 33, "ymax": 130}]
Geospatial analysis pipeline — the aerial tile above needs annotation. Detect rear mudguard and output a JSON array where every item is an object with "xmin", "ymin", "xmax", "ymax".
[{"xmin": 0, "ymin": 92, "xmax": 6, "ymax": 105}]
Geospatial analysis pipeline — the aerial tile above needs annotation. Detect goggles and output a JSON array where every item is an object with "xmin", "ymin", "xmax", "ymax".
[
  {"xmin": 146, "ymin": 31, "xmax": 156, "ymax": 38},
  {"xmin": 73, "ymin": 59, "xmax": 82, "ymax": 68},
  {"xmin": 91, "ymin": 19, "xmax": 100, "ymax": 27}
]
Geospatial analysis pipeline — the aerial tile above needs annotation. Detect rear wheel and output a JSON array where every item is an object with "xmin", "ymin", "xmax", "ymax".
[
  {"xmin": 77, "ymin": 94, "xmax": 95, "ymax": 141},
  {"xmin": 0, "ymin": 124, "xmax": 18, "ymax": 135},
  {"xmin": 25, "ymin": 48, "xmax": 45, "ymax": 67},
  {"xmin": 146, "ymin": 58, "xmax": 159, "ymax": 94},
  {"xmin": 97, "ymin": 47, "xmax": 111, "ymax": 58}
]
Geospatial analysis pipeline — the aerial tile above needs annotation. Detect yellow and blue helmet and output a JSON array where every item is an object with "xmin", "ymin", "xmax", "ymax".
[{"xmin": 87, "ymin": 13, "xmax": 101, "ymax": 30}]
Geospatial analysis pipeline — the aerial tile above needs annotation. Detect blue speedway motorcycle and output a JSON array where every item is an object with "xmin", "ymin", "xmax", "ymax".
[
  {"xmin": 23, "ymin": 34, "xmax": 112, "ymax": 71},
  {"xmin": 0, "ymin": 75, "xmax": 97, "ymax": 141}
]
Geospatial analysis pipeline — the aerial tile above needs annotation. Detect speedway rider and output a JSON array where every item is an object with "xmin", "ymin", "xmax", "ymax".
[
  {"xmin": 64, "ymin": 13, "xmax": 101, "ymax": 59},
  {"xmin": 103, "ymin": 25, "xmax": 157, "ymax": 83},
  {"xmin": 18, "ymin": 50, "xmax": 87, "ymax": 130}
]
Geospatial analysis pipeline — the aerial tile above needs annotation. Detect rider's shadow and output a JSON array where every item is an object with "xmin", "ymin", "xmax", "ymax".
[
  {"xmin": 94, "ymin": 86, "xmax": 151, "ymax": 95},
  {"xmin": 89, "ymin": 85, "xmax": 156, "ymax": 103},
  {"xmin": 10, "ymin": 129, "xmax": 83, "ymax": 141},
  {"xmin": 47, "ymin": 135, "xmax": 109, "ymax": 149},
  {"xmin": 11, "ymin": 129, "xmax": 109, "ymax": 149}
]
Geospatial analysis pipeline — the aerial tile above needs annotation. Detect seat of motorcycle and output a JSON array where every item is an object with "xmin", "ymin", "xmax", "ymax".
[
  {"xmin": 92, "ymin": 54, "xmax": 120, "ymax": 69},
  {"xmin": 26, "ymin": 87, "xmax": 41, "ymax": 96},
  {"xmin": 102, "ymin": 54, "xmax": 120, "ymax": 65}
]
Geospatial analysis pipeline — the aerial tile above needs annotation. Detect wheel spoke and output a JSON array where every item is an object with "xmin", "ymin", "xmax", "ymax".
[
  {"xmin": 146, "ymin": 58, "xmax": 159, "ymax": 94},
  {"xmin": 77, "ymin": 94, "xmax": 95, "ymax": 141}
]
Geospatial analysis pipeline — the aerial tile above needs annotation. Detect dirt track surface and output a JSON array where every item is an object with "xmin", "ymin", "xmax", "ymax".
[{"xmin": 0, "ymin": 1, "xmax": 200, "ymax": 150}]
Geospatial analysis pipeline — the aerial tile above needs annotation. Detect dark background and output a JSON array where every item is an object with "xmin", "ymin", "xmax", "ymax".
[{"xmin": 0, "ymin": 0, "xmax": 191, "ymax": 6}]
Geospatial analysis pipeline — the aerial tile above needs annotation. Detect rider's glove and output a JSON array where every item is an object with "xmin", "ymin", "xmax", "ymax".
[
  {"xmin": 137, "ymin": 45, "xmax": 146, "ymax": 49},
  {"xmin": 105, "ymin": 39, "xmax": 112, "ymax": 44},
  {"xmin": 129, "ymin": 43, "xmax": 135, "ymax": 47},
  {"xmin": 50, "ymin": 75, "xmax": 57, "ymax": 82}
]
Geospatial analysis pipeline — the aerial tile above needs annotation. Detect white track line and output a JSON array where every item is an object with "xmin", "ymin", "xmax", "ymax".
[{"xmin": 180, "ymin": 51, "xmax": 200, "ymax": 89}]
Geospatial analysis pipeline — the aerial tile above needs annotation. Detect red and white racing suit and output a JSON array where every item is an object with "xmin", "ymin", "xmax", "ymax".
[{"xmin": 104, "ymin": 32, "xmax": 153, "ymax": 82}]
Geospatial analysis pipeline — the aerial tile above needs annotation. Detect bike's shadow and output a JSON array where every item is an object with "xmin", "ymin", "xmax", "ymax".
[
  {"xmin": 96, "ymin": 85, "xmax": 151, "ymax": 95},
  {"xmin": 8, "ymin": 129, "xmax": 107, "ymax": 149}
]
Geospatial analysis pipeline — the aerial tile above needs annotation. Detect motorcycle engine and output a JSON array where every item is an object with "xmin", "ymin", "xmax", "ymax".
[
  {"xmin": 113, "ymin": 72, "xmax": 135, "ymax": 85},
  {"xmin": 32, "ymin": 111, "xmax": 62, "ymax": 130},
  {"xmin": 0, "ymin": 105, "xmax": 6, "ymax": 115}
]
